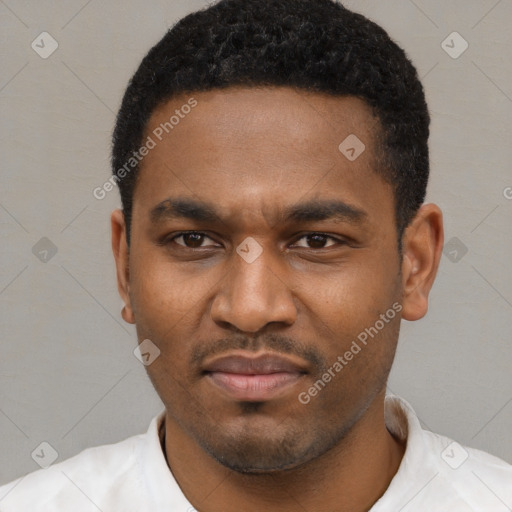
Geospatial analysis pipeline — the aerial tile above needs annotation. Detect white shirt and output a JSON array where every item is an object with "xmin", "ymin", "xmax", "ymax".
[{"xmin": 1, "ymin": 395, "xmax": 511, "ymax": 511}]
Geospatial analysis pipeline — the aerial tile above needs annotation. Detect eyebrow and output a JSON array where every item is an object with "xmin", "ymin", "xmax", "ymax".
[{"xmin": 150, "ymin": 197, "xmax": 367, "ymax": 226}]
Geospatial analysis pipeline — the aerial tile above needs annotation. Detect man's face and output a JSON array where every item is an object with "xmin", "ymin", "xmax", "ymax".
[{"xmin": 122, "ymin": 87, "xmax": 404, "ymax": 472}]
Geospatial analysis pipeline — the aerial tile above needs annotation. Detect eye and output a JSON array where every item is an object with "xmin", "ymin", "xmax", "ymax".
[
  {"xmin": 292, "ymin": 233, "xmax": 345, "ymax": 249},
  {"xmin": 165, "ymin": 231, "xmax": 346, "ymax": 250},
  {"xmin": 170, "ymin": 231, "xmax": 219, "ymax": 249}
]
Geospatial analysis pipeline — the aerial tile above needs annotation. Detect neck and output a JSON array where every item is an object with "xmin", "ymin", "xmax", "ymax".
[{"xmin": 163, "ymin": 391, "xmax": 405, "ymax": 512}]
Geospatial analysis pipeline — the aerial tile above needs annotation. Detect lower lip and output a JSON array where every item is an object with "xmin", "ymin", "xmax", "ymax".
[{"xmin": 206, "ymin": 371, "xmax": 303, "ymax": 401}]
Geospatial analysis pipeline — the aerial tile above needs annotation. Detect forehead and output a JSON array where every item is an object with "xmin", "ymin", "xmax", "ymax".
[
  {"xmin": 146, "ymin": 86, "xmax": 380, "ymax": 157},
  {"xmin": 133, "ymin": 86, "xmax": 392, "ymax": 228}
]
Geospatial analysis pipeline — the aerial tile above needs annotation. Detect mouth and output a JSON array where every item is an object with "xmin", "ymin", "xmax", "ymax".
[{"xmin": 202, "ymin": 352, "xmax": 308, "ymax": 401}]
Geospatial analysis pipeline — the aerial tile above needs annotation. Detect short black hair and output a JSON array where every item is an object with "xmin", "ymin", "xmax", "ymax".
[{"xmin": 112, "ymin": 0, "xmax": 430, "ymax": 248}]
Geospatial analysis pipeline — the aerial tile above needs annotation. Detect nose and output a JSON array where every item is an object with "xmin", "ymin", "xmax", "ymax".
[{"xmin": 210, "ymin": 244, "xmax": 297, "ymax": 333}]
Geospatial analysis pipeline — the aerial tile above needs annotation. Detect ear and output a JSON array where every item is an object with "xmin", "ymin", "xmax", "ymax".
[
  {"xmin": 400, "ymin": 203, "xmax": 444, "ymax": 321},
  {"xmin": 111, "ymin": 209, "xmax": 135, "ymax": 324}
]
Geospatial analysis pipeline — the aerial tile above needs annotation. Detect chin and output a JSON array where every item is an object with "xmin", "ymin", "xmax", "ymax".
[{"xmin": 193, "ymin": 421, "xmax": 334, "ymax": 475}]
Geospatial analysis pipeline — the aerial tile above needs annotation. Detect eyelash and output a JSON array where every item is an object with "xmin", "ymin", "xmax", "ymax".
[{"xmin": 165, "ymin": 231, "xmax": 347, "ymax": 250}]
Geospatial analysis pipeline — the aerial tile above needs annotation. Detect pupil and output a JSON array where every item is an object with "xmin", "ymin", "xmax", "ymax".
[
  {"xmin": 309, "ymin": 234, "xmax": 326, "ymax": 248},
  {"xmin": 185, "ymin": 233, "xmax": 203, "ymax": 247}
]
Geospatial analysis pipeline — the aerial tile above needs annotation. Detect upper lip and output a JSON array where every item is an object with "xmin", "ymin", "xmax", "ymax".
[{"xmin": 202, "ymin": 352, "xmax": 308, "ymax": 375}]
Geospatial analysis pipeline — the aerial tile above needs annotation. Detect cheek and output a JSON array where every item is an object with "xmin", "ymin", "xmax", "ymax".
[
  {"xmin": 304, "ymin": 254, "xmax": 401, "ymax": 362},
  {"xmin": 132, "ymin": 267, "xmax": 182, "ymax": 319},
  {"xmin": 130, "ymin": 251, "xmax": 206, "ymax": 318},
  {"xmin": 315, "ymin": 254, "xmax": 397, "ymax": 316},
  {"xmin": 129, "ymin": 261, "xmax": 201, "ymax": 387}
]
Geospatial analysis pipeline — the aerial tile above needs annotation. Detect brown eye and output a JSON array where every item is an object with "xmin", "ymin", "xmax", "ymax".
[
  {"xmin": 293, "ymin": 233, "xmax": 341, "ymax": 249},
  {"xmin": 172, "ymin": 232, "xmax": 217, "ymax": 248}
]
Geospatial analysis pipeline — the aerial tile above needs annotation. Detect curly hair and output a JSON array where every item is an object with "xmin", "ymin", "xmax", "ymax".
[{"xmin": 112, "ymin": 0, "xmax": 430, "ymax": 247}]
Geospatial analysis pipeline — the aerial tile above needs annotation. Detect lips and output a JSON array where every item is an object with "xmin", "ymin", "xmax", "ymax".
[
  {"xmin": 203, "ymin": 353, "xmax": 306, "ymax": 374},
  {"xmin": 203, "ymin": 353, "xmax": 307, "ymax": 401}
]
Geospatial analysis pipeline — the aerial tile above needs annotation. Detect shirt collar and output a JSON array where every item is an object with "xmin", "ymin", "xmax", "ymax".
[
  {"xmin": 136, "ymin": 410, "xmax": 193, "ymax": 510},
  {"xmin": 370, "ymin": 394, "xmax": 440, "ymax": 510}
]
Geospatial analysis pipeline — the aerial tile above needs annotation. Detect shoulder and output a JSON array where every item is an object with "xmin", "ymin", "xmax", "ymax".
[
  {"xmin": 0, "ymin": 432, "xmax": 145, "ymax": 511},
  {"xmin": 424, "ymin": 428, "xmax": 512, "ymax": 500},
  {"xmin": 380, "ymin": 395, "xmax": 512, "ymax": 511},
  {"xmin": 424, "ymin": 431, "xmax": 512, "ymax": 512}
]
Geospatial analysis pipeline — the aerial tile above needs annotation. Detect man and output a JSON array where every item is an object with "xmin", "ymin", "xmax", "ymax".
[{"xmin": 1, "ymin": 0, "xmax": 510, "ymax": 510}]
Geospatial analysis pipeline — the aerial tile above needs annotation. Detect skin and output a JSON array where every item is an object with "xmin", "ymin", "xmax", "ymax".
[{"xmin": 111, "ymin": 86, "xmax": 444, "ymax": 512}]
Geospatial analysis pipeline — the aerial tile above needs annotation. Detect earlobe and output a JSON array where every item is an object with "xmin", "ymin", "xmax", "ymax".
[
  {"xmin": 121, "ymin": 305, "xmax": 135, "ymax": 324},
  {"xmin": 400, "ymin": 203, "xmax": 444, "ymax": 322},
  {"xmin": 111, "ymin": 209, "xmax": 136, "ymax": 325}
]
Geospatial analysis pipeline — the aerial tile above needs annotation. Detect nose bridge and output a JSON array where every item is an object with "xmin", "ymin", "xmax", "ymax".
[
  {"xmin": 211, "ymin": 241, "xmax": 297, "ymax": 332},
  {"xmin": 233, "ymin": 243, "xmax": 276, "ymax": 301}
]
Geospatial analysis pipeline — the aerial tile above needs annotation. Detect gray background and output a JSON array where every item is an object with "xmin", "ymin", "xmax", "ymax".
[{"xmin": 1, "ymin": 0, "xmax": 511, "ymax": 486}]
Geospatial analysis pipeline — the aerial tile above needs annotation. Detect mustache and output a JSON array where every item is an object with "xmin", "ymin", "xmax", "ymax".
[{"xmin": 190, "ymin": 332, "xmax": 327, "ymax": 371}]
